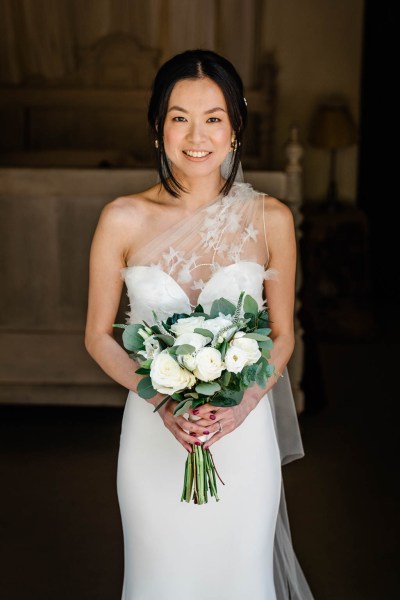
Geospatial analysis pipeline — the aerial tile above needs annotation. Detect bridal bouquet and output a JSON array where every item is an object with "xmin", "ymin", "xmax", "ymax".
[{"xmin": 114, "ymin": 291, "xmax": 275, "ymax": 505}]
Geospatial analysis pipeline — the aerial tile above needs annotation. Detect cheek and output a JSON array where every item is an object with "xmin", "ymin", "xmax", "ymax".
[{"xmin": 163, "ymin": 126, "xmax": 183, "ymax": 157}]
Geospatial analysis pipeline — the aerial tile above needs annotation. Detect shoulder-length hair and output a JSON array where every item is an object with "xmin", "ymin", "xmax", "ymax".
[{"xmin": 147, "ymin": 49, "xmax": 248, "ymax": 198}]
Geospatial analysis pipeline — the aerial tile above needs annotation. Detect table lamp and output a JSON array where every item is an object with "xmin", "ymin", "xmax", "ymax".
[{"xmin": 309, "ymin": 101, "xmax": 357, "ymax": 211}]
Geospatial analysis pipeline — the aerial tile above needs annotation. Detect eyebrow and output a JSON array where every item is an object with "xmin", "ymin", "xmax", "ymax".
[{"xmin": 167, "ymin": 105, "xmax": 226, "ymax": 114}]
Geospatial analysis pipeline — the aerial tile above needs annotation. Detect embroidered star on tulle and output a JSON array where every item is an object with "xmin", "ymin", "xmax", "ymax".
[{"xmin": 149, "ymin": 184, "xmax": 261, "ymax": 291}]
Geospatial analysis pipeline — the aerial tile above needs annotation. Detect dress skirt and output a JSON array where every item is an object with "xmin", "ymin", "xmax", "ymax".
[{"xmin": 117, "ymin": 392, "xmax": 282, "ymax": 600}]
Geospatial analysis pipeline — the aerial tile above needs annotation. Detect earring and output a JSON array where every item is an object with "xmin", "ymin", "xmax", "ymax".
[
  {"xmin": 231, "ymin": 134, "xmax": 238, "ymax": 152},
  {"xmin": 154, "ymin": 139, "xmax": 159, "ymax": 149}
]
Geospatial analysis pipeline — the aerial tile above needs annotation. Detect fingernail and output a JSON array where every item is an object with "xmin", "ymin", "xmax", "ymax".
[
  {"xmin": 204, "ymin": 445, "xmax": 209, "ymax": 450},
  {"xmin": 195, "ymin": 441, "xmax": 201, "ymax": 446},
  {"xmin": 203, "ymin": 430, "xmax": 209, "ymax": 435},
  {"xmin": 210, "ymin": 414, "xmax": 216, "ymax": 420},
  {"xmin": 190, "ymin": 432, "xmax": 196, "ymax": 436},
  {"xmin": 193, "ymin": 409, "xmax": 200, "ymax": 415}
]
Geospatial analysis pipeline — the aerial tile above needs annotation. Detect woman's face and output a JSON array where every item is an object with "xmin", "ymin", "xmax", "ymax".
[{"xmin": 163, "ymin": 77, "xmax": 233, "ymax": 180}]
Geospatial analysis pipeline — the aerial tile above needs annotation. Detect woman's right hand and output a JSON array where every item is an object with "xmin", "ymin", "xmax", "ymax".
[{"xmin": 152, "ymin": 395, "xmax": 214, "ymax": 453}]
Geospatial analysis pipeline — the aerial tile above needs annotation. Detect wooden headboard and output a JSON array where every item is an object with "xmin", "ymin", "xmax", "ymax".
[{"xmin": 0, "ymin": 34, "xmax": 277, "ymax": 171}]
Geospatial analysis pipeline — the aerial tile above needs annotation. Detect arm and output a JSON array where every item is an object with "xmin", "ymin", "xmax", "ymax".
[
  {"xmin": 85, "ymin": 201, "xmax": 143, "ymax": 392},
  {"xmin": 85, "ymin": 199, "xmax": 199, "ymax": 452},
  {"xmin": 193, "ymin": 197, "xmax": 296, "ymax": 447}
]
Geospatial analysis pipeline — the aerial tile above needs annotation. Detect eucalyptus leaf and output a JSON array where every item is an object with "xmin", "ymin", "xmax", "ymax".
[
  {"xmin": 135, "ymin": 367, "xmax": 151, "ymax": 375},
  {"xmin": 255, "ymin": 328, "xmax": 272, "ymax": 336},
  {"xmin": 137, "ymin": 376, "xmax": 157, "ymax": 399},
  {"xmin": 244, "ymin": 295, "xmax": 258, "ymax": 316},
  {"xmin": 174, "ymin": 399, "xmax": 194, "ymax": 417},
  {"xmin": 221, "ymin": 370, "xmax": 231, "ymax": 387},
  {"xmin": 258, "ymin": 339, "xmax": 274, "ymax": 350},
  {"xmin": 210, "ymin": 298, "xmax": 236, "ymax": 318},
  {"xmin": 193, "ymin": 328, "xmax": 214, "ymax": 339},
  {"xmin": 195, "ymin": 382, "xmax": 221, "ymax": 395},
  {"xmin": 212, "ymin": 389, "xmax": 244, "ymax": 405},
  {"xmin": 121, "ymin": 324, "xmax": 146, "ymax": 352},
  {"xmin": 154, "ymin": 334, "xmax": 175, "ymax": 346},
  {"xmin": 244, "ymin": 332, "xmax": 270, "ymax": 341},
  {"xmin": 175, "ymin": 344, "xmax": 196, "ymax": 355}
]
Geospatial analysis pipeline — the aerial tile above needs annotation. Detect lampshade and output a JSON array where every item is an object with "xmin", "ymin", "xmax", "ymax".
[{"xmin": 309, "ymin": 103, "xmax": 357, "ymax": 150}]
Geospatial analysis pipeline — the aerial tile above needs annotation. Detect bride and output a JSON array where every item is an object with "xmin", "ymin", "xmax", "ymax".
[{"xmin": 85, "ymin": 49, "xmax": 314, "ymax": 600}]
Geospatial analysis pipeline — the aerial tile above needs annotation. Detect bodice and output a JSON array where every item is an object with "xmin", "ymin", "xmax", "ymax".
[
  {"xmin": 122, "ymin": 261, "xmax": 271, "ymax": 324},
  {"xmin": 121, "ymin": 182, "xmax": 277, "ymax": 324}
]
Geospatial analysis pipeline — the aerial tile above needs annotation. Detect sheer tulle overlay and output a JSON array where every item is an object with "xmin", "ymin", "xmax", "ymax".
[{"xmin": 117, "ymin": 182, "xmax": 314, "ymax": 599}]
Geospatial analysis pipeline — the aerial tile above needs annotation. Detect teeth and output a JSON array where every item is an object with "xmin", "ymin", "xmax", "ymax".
[{"xmin": 185, "ymin": 150, "xmax": 210, "ymax": 158}]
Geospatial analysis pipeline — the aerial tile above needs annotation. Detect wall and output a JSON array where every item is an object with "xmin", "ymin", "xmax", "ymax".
[{"xmin": 261, "ymin": 0, "xmax": 364, "ymax": 203}]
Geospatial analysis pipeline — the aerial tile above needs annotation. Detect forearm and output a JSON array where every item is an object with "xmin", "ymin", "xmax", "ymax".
[
  {"xmin": 85, "ymin": 332, "xmax": 168, "ymax": 411},
  {"xmin": 85, "ymin": 332, "xmax": 143, "ymax": 392},
  {"xmin": 246, "ymin": 332, "xmax": 295, "ymax": 406}
]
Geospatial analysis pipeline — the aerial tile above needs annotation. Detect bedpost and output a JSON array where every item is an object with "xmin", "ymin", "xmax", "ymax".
[{"xmin": 284, "ymin": 125, "xmax": 305, "ymax": 414}]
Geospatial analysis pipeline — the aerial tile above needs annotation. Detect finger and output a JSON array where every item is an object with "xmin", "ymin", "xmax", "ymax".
[{"xmin": 178, "ymin": 416, "xmax": 212, "ymax": 435}]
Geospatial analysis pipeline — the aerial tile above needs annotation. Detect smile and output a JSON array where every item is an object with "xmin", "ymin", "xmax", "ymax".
[{"xmin": 183, "ymin": 150, "xmax": 211, "ymax": 158}]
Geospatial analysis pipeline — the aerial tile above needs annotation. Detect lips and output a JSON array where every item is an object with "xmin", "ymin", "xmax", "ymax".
[{"xmin": 183, "ymin": 150, "xmax": 211, "ymax": 158}]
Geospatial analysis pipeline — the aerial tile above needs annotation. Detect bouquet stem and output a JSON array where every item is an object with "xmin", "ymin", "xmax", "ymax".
[{"xmin": 181, "ymin": 446, "xmax": 223, "ymax": 504}]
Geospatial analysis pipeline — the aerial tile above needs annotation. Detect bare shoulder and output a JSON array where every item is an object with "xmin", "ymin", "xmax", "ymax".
[
  {"xmin": 262, "ymin": 194, "xmax": 294, "ymax": 232},
  {"xmin": 96, "ymin": 184, "xmax": 165, "ymax": 242}
]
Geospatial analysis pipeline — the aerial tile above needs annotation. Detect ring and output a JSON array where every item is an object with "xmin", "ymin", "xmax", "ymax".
[{"xmin": 218, "ymin": 421, "xmax": 222, "ymax": 433}]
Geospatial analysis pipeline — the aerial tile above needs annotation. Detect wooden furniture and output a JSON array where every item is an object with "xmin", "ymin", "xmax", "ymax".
[
  {"xmin": 300, "ymin": 202, "xmax": 373, "ymax": 342},
  {"xmin": 0, "ymin": 134, "xmax": 305, "ymax": 413}
]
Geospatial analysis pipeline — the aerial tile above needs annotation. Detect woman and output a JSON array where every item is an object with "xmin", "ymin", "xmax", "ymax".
[{"xmin": 85, "ymin": 49, "xmax": 314, "ymax": 600}]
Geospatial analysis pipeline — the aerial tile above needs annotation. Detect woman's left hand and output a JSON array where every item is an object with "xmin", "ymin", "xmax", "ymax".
[{"xmin": 189, "ymin": 389, "xmax": 262, "ymax": 449}]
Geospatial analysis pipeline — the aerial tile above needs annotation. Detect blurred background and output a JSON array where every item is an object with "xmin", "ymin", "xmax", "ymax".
[{"xmin": 0, "ymin": 1, "xmax": 398, "ymax": 599}]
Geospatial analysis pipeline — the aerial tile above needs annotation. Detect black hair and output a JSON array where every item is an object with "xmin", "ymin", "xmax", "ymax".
[{"xmin": 147, "ymin": 49, "xmax": 248, "ymax": 197}]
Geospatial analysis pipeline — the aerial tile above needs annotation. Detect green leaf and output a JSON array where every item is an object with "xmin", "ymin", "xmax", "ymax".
[
  {"xmin": 121, "ymin": 324, "xmax": 146, "ymax": 352},
  {"xmin": 210, "ymin": 298, "xmax": 236, "ymax": 318},
  {"xmin": 242, "ymin": 363, "xmax": 259, "ymax": 386},
  {"xmin": 212, "ymin": 389, "xmax": 244, "ymax": 405},
  {"xmin": 261, "ymin": 348, "xmax": 271, "ymax": 359},
  {"xmin": 173, "ymin": 399, "xmax": 194, "ymax": 417},
  {"xmin": 244, "ymin": 312, "xmax": 256, "ymax": 329},
  {"xmin": 258, "ymin": 339, "xmax": 274, "ymax": 350},
  {"xmin": 244, "ymin": 295, "xmax": 258, "ymax": 316},
  {"xmin": 219, "ymin": 340, "xmax": 228, "ymax": 360},
  {"xmin": 221, "ymin": 370, "xmax": 231, "ymax": 387},
  {"xmin": 195, "ymin": 382, "xmax": 221, "ymax": 395},
  {"xmin": 244, "ymin": 332, "xmax": 270, "ymax": 341},
  {"xmin": 112, "ymin": 323, "xmax": 127, "ymax": 329},
  {"xmin": 153, "ymin": 395, "xmax": 170, "ymax": 412},
  {"xmin": 193, "ymin": 328, "xmax": 214, "ymax": 338},
  {"xmin": 175, "ymin": 344, "xmax": 196, "ymax": 355},
  {"xmin": 137, "ymin": 376, "xmax": 157, "ymax": 399},
  {"xmin": 135, "ymin": 367, "xmax": 150, "ymax": 375},
  {"xmin": 255, "ymin": 327, "xmax": 272, "ymax": 336},
  {"xmin": 154, "ymin": 334, "xmax": 175, "ymax": 346}
]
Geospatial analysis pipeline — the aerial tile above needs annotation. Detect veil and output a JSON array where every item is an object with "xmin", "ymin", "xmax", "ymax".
[{"xmin": 224, "ymin": 152, "xmax": 314, "ymax": 599}]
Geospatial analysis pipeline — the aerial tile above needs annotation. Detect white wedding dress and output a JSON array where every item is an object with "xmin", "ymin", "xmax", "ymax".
[{"xmin": 117, "ymin": 183, "xmax": 314, "ymax": 599}]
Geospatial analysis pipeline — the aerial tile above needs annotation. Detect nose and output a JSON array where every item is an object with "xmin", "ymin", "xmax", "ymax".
[{"xmin": 187, "ymin": 120, "xmax": 206, "ymax": 145}]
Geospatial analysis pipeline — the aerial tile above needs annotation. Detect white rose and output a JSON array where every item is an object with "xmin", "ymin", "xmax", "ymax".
[
  {"xmin": 193, "ymin": 347, "xmax": 223, "ymax": 382},
  {"xmin": 231, "ymin": 335, "xmax": 261, "ymax": 366},
  {"xmin": 174, "ymin": 332, "xmax": 210, "ymax": 372},
  {"xmin": 173, "ymin": 332, "xmax": 210, "ymax": 351},
  {"xmin": 204, "ymin": 315, "xmax": 234, "ymax": 336},
  {"xmin": 150, "ymin": 350, "xmax": 196, "ymax": 394},
  {"xmin": 224, "ymin": 346, "xmax": 249, "ymax": 374},
  {"xmin": 179, "ymin": 354, "xmax": 197, "ymax": 372},
  {"xmin": 138, "ymin": 336, "xmax": 161, "ymax": 359},
  {"xmin": 170, "ymin": 316, "xmax": 206, "ymax": 336}
]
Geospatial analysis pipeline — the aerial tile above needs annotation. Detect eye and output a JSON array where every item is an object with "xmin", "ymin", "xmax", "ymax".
[
  {"xmin": 172, "ymin": 116, "xmax": 187, "ymax": 122},
  {"xmin": 207, "ymin": 117, "xmax": 221, "ymax": 123}
]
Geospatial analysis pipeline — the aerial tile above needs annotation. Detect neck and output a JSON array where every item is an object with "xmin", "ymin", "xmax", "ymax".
[{"xmin": 168, "ymin": 168, "xmax": 226, "ymax": 211}]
